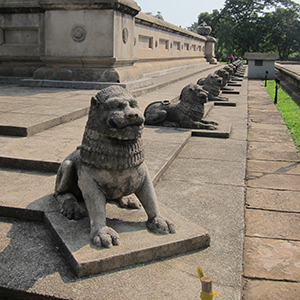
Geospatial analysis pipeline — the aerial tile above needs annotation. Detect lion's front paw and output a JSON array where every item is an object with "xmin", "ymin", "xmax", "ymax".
[
  {"xmin": 207, "ymin": 125, "xmax": 217, "ymax": 130},
  {"xmin": 60, "ymin": 195, "xmax": 88, "ymax": 220},
  {"xmin": 118, "ymin": 195, "xmax": 141, "ymax": 209},
  {"xmin": 91, "ymin": 226, "xmax": 120, "ymax": 248},
  {"xmin": 146, "ymin": 216, "xmax": 176, "ymax": 235},
  {"xmin": 209, "ymin": 121, "xmax": 219, "ymax": 126}
]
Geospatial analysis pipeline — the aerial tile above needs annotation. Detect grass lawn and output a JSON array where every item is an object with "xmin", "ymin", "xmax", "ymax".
[{"xmin": 265, "ymin": 80, "xmax": 300, "ymax": 152}]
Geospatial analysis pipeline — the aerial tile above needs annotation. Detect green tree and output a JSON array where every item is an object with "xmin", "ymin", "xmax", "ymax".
[
  {"xmin": 189, "ymin": 0, "xmax": 300, "ymax": 61},
  {"xmin": 264, "ymin": 6, "xmax": 300, "ymax": 59},
  {"xmin": 219, "ymin": 0, "xmax": 268, "ymax": 57}
]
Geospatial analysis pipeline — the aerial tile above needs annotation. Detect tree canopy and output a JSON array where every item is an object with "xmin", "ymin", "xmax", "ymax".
[{"xmin": 189, "ymin": 0, "xmax": 300, "ymax": 61}]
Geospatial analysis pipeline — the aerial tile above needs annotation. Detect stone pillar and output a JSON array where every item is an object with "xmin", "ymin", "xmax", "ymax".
[
  {"xmin": 197, "ymin": 22, "xmax": 217, "ymax": 64},
  {"xmin": 34, "ymin": 0, "xmax": 141, "ymax": 82}
]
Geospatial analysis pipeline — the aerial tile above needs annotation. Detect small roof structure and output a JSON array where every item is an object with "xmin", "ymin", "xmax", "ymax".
[
  {"xmin": 244, "ymin": 52, "xmax": 278, "ymax": 61},
  {"xmin": 244, "ymin": 52, "xmax": 278, "ymax": 79}
]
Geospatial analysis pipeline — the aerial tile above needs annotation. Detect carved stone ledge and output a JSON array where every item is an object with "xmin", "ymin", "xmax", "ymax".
[{"xmin": 38, "ymin": 0, "xmax": 141, "ymax": 16}]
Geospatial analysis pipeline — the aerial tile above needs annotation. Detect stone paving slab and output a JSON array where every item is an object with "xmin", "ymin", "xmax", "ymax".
[
  {"xmin": 243, "ymin": 237, "xmax": 300, "ymax": 282},
  {"xmin": 246, "ymin": 187, "xmax": 300, "ymax": 212},
  {"xmin": 243, "ymin": 279, "xmax": 300, "ymax": 300},
  {"xmin": 247, "ymin": 104, "xmax": 278, "ymax": 113},
  {"xmin": 247, "ymin": 140, "xmax": 299, "ymax": 161},
  {"xmin": 0, "ymin": 108, "xmax": 89, "ymax": 136},
  {"xmin": 248, "ymin": 122, "xmax": 291, "ymax": 132},
  {"xmin": 247, "ymin": 173, "xmax": 300, "ymax": 191},
  {"xmin": 156, "ymin": 181, "xmax": 245, "ymax": 252},
  {"xmin": 161, "ymin": 157, "xmax": 246, "ymax": 187},
  {"xmin": 248, "ymin": 138, "xmax": 298, "ymax": 150},
  {"xmin": 248, "ymin": 110, "xmax": 285, "ymax": 125},
  {"xmin": 247, "ymin": 125, "xmax": 294, "ymax": 144},
  {"xmin": 247, "ymin": 160, "xmax": 300, "ymax": 176},
  {"xmin": 177, "ymin": 137, "xmax": 247, "ymax": 162},
  {"xmin": 0, "ymin": 88, "xmax": 94, "ymax": 136},
  {"xmin": 0, "ymin": 169, "xmax": 55, "ymax": 210},
  {"xmin": 245, "ymin": 209, "xmax": 300, "ymax": 240}
]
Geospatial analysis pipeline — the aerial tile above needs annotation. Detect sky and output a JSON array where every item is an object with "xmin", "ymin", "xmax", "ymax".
[{"xmin": 136, "ymin": 0, "xmax": 300, "ymax": 29}]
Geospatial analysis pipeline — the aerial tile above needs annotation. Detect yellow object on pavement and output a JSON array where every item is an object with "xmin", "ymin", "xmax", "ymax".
[
  {"xmin": 197, "ymin": 267, "xmax": 219, "ymax": 300},
  {"xmin": 200, "ymin": 291, "xmax": 219, "ymax": 300}
]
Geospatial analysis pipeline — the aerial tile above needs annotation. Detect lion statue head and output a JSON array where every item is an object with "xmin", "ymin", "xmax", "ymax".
[
  {"xmin": 215, "ymin": 69, "xmax": 230, "ymax": 88},
  {"xmin": 223, "ymin": 65, "xmax": 234, "ymax": 76},
  {"xmin": 84, "ymin": 85, "xmax": 145, "ymax": 141},
  {"xmin": 202, "ymin": 73, "xmax": 223, "ymax": 97},
  {"xmin": 177, "ymin": 83, "xmax": 208, "ymax": 119},
  {"xmin": 80, "ymin": 85, "xmax": 145, "ymax": 170}
]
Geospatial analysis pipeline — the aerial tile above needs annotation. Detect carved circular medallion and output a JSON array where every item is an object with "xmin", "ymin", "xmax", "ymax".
[
  {"xmin": 71, "ymin": 26, "xmax": 87, "ymax": 42},
  {"xmin": 122, "ymin": 28, "xmax": 129, "ymax": 44}
]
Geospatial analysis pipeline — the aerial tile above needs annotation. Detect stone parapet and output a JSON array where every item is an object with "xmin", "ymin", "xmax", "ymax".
[
  {"xmin": 38, "ymin": 0, "xmax": 141, "ymax": 15},
  {"xmin": 275, "ymin": 63, "xmax": 300, "ymax": 104},
  {"xmin": 275, "ymin": 63, "xmax": 300, "ymax": 89},
  {"xmin": 0, "ymin": 0, "xmax": 217, "ymax": 84}
]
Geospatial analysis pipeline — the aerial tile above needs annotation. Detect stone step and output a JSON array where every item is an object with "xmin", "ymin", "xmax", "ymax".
[{"xmin": 0, "ymin": 63, "xmax": 221, "ymax": 137}]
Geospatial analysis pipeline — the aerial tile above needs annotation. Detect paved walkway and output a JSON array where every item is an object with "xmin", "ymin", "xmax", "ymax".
[
  {"xmin": 242, "ymin": 79, "xmax": 300, "ymax": 299},
  {"xmin": 0, "ymin": 64, "xmax": 299, "ymax": 299}
]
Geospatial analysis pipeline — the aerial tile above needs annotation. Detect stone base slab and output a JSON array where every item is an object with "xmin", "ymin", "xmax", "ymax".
[
  {"xmin": 227, "ymin": 82, "xmax": 242, "ymax": 87},
  {"xmin": 191, "ymin": 124, "xmax": 232, "ymax": 139},
  {"xmin": 221, "ymin": 90, "xmax": 240, "ymax": 94},
  {"xmin": 214, "ymin": 100, "xmax": 237, "ymax": 106},
  {"xmin": 41, "ymin": 196, "xmax": 210, "ymax": 277}
]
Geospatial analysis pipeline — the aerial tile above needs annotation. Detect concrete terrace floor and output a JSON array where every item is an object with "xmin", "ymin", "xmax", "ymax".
[{"xmin": 0, "ymin": 63, "xmax": 299, "ymax": 299}]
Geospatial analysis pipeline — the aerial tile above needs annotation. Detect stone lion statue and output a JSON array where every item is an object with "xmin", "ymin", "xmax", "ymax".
[
  {"xmin": 200, "ymin": 73, "xmax": 228, "ymax": 102},
  {"xmin": 54, "ymin": 85, "xmax": 175, "ymax": 248},
  {"xmin": 144, "ymin": 83, "xmax": 218, "ymax": 130},
  {"xmin": 223, "ymin": 65, "xmax": 235, "ymax": 77},
  {"xmin": 215, "ymin": 68, "xmax": 231, "ymax": 90}
]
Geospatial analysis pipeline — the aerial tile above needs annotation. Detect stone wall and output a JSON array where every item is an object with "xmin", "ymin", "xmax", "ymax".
[
  {"xmin": 275, "ymin": 63, "xmax": 300, "ymax": 91},
  {"xmin": 0, "ymin": 0, "xmax": 215, "ymax": 83},
  {"xmin": 133, "ymin": 13, "xmax": 207, "ymax": 76},
  {"xmin": 275, "ymin": 63, "xmax": 300, "ymax": 104}
]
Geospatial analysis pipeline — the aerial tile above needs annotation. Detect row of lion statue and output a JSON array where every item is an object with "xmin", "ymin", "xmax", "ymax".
[{"xmin": 54, "ymin": 59, "xmax": 245, "ymax": 249}]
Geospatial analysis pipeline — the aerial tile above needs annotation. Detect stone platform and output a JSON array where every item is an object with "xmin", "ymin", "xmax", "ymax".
[{"xmin": 1, "ymin": 64, "xmax": 249, "ymax": 299}]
